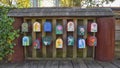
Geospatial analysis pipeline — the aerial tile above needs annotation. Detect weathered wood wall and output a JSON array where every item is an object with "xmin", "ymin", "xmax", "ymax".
[
  {"xmin": 95, "ymin": 17, "xmax": 115, "ymax": 61},
  {"xmin": 12, "ymin": 17, "xmax": 24, "ymax": 62}
]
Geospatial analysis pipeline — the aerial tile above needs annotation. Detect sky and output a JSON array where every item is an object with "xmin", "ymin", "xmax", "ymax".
[{"xmin": 104, "ymin": 0, "xmax": 120, "ymax": 7}]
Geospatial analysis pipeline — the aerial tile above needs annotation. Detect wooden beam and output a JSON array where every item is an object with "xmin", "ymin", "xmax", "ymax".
[
  {"xmin": 83, "ymin": 18, "xmax": 87, "ymax": 58},
  {"xmin": 42, "ymin": 19, "xmax": 47, "ymax": 58},
  {"xmin": 63, "ymin": 19, "xmax": 67, "ymax": 58},
  {"xmin": 52, "ymin": 19, "xmax": 56, "ymax": 58},
  {"xmin": 32, "ymin": 19, "xmax": 37, "ymax": 58},
  {"xmin": 73, "ymin": 18, "xmax": 77, "ymax": 58}
]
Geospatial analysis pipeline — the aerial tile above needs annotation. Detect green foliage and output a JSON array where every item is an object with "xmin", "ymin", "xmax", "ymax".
[
  {"xmin": 0, "ymin": 6, "xmax": 19, "ymax": 58},
  {"xmin": 60, "ymin": 0, "xmax": 115, "ymax": 7},
  {"xmin": 0, "ymin": 0, "xmax": 30, "ymax": 8}
]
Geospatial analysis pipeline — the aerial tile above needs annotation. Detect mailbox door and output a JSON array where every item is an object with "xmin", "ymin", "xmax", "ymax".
[
  {"xmin": 42, "ymin": 36, "xmax": 52, "ymax": 46},
  {"xmin": 56, "ymin": 24, "xmax": 63, "ymax": 34},
  {"xmin": 78, "ymin": 38, "xmax": 86, "ymax": 48},
  {"xmin": 67, "ymin": 21, "xmax": 74, "ymax": 32},
  {"xmin": 21, "ymin": 23, "xmax": 28, "ymax": 32},
  {"xmin": 68, "ymin": 36, "xmax": 74, "ymax": 46},
  {"xmin": 78, "ymin": 26, "xmax": 85, "ymax": 36},
  {"xmin": 56, "ymin": 38, "xmax": 63, "ymax": 48},
  {"xmin": 22, "ymin": 36, "xmax": 29, "ymax": 46},
  {"xmin": 33, "ymin": 22, "xmax": 41, "ymax": 32},
  {"xmin": 91, "ymin": 22, "xmax": 97, "ymax": 32},
  {"xmin": 44, "ymin": 22, "xmax": 52, "ymax": 32},
  {"xmin": 33, "ymin": 39, "xmax": 40, "ymax": 49},
  {"xmin": 87, "ymin": 35, "xmax": 97, "ymax": 46}
]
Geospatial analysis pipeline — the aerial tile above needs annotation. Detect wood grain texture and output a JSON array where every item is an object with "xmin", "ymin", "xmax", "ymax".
[
  {"xmin": 63, "ymin": 19, "xmax": 67, "ymax": 58},
  {"xmin": 73, "ymin": 19, "xmax": 77, "ymax": 58},
  {"xmin": 52, "ymin": 19, "xmax": 56, "ymax": 58},
  {"xmin": 32, "ymin": 19, "xmax": 37, "ymax": 58},
  {"xmin": 42, "ymin": 19, "xmax": 47, "ymax": 58},
  {"xmin": 95, "ymin": 17, "xmax": 115, "ymax": 61}
]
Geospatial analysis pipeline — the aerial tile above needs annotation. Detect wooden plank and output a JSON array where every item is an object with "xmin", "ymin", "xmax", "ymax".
[
  {"xmin": 112, "ymin": 60, "xmax": 120, "ymax": 68},
  {"xmin": 38, "ymin": 60, "xmax": 47, "ymax": 68},
  {"xmin": 52, "ymin": 19, "xmax": 56, "ymax": 58},
  {"xmin": 63, "ymin": 19, "xmax": 67, "ymax": 58},
  {"xmin": 23, "ymin": 19, "xmax": 27, "ymax": 59},
  {"xmin": 29, "ymin": 61, "xmax": 38, "ymax": 68},
  {"xmin": 59, "ymin": 60, "xmax": 73, "ymax": 68},
  {"xmin": 45, "ymin": 60, "xmax": 59, "ymax": 68},
  {"xmin": 73, "ymin": 19, "xmax": 77, "ymax": 58},
  {"xmin": 96, "ymin": 61, "xmax": 118, "ymax": 68},
  {"xmin": 32, "ymin": 19, "xmax": 37, "ymax": 58},
  {"xmin": 2, "ymin": 63, "xmax": 18, "ymax": 68},
  {"xmin": 72, "ymin": 60, "xmax": 80, "ymax": 68},
  {"xmin": 78, "ymin": 59, "xmax": 88, "ymax": 68},
  {"xmin": 84, "ymin": 59, "xmax": 102, "ymax": 68},
  {"xmin": 14, "ymin": 63, "xmax": 29, "ymax": 68},
  {"xmin": 42, "ymin": 19, "xmax": 47, "ymax": 58}
]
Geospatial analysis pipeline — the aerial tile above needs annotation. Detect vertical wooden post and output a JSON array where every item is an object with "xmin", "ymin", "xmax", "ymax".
[
  {"xmin": 32, "ymin": 19, "xmax": 37, "ymax": 58},
  {"xmin": 73, "ymin": 18, "xmax": 77, "ymax": 58},
  {"xmin": 63, "ymin": 19, "xmax": 67, "ymax": 58},
  {"xmin": 42, "ymin": 19, "xmax": 47, "ymax": 58},
  {"xmin": 93, "ymin": 20, "xmax": 96, "ymax": 59},
  {"xmin": 23, "ymin": 19, "xmax": 27, "ymax": 59},
  {"xmin": 93, "ymin": 33, "xmax": 95, "ymax": 58},
  {"xmin": 53, "ymin": 19, "xmax": 56, "ymax": 58},
  {"xmin": 83, "ymin": 19, "xmax": 87, "ymax": 58}
]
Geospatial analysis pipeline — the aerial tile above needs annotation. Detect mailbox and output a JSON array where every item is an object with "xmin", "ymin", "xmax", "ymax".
[
  {"xmin": 33, "ymin": 39, "xmax": 40, "ymax": 49},
  {"xmin": 22, "ymin": 36, "xmax": 29, "ymax": 46},
  {"xmin": 78, "ymin": 26, "xmax": 85, "ymax": 36},
  {"xmin": 56, "ymin": 38, "xmax": 63, "ymax": 48},
  {"xmin": 68, "ymin": 35, "xmax": 74, "ymax": 46},
  {"xmin": 44, "ymin": 21, "xmax": 52, "ymax": 32},
  {"xmin": 87, "ymin": 35, "xmax": 97, "ymax": 46},
  {"xmin": 67, "ymin": 21, "xmax": 74, "ymax": 32},
  {"xmin": 88, "ymin": 22, "xmax": 97, "ymax": 32},
  {"xmin": 56, "ymin": 24, "xmax": 63, "ymax": 34},
  {"xmin": 33, "ymin": 22, "xmax": 41, "ymax": 32},
  {"xmin": 42, "ymin": 36, "xmax": 52, "ymax": 46},
  {"xmin": 21, "ymin": 23, "xmax": 28, "ymax": 32},
  {"xmin": 78, "ymin": 38, "xmax": 86, "ymax": 48}
]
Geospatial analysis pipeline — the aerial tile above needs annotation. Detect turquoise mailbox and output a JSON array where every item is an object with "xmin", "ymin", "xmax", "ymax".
[
  {"xmin": 56, "ymin": 24, "xmax": 63, "ymax": 34},
  {"xmin": 68, "ymin": 35, "xmax": 74, "ymax": 46}
]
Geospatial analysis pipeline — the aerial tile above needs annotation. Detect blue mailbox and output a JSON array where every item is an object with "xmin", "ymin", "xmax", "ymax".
[
  {"xmin": 78, "ymin": 38, "xmax": 86, "ymax": 48},
  {"xmin": 22, "ymin": 36, "xmax": 29, "ymax": 46},
  {"xmin": 44, "ymin": 21, "xmax": 52, "ymax": 32}
]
